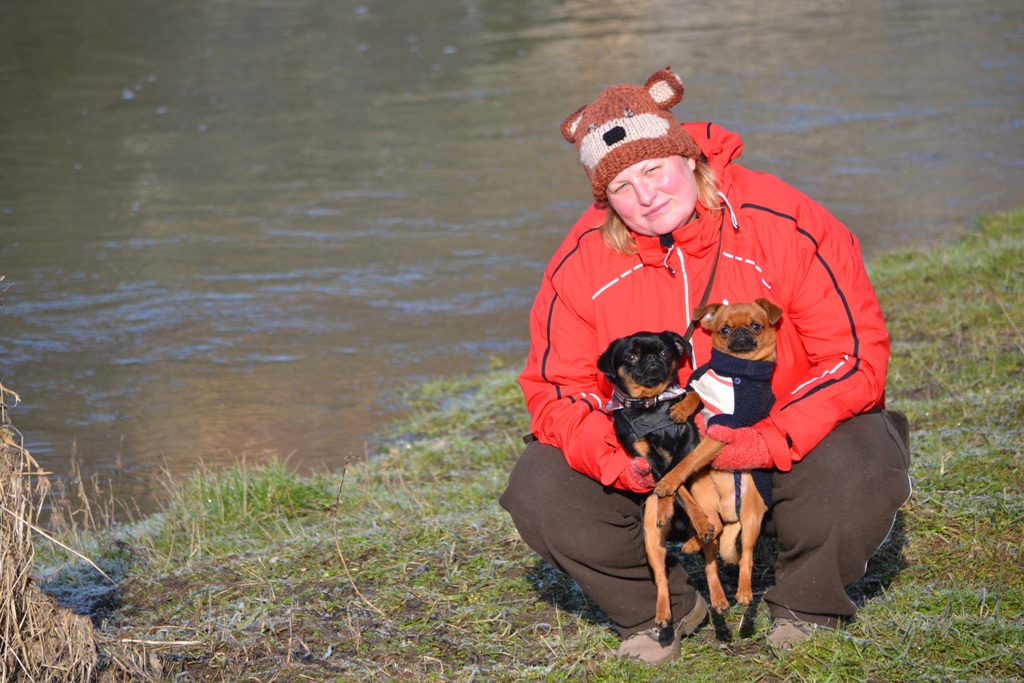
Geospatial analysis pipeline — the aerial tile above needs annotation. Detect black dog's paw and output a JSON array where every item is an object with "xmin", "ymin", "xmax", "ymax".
[
  {"xmin": 654, "ymin": 496, "xmax": 675, "ymax": 528},
  {"xmin": 656, "ymin": 622, "xmax": 674, "ymax": 644}
]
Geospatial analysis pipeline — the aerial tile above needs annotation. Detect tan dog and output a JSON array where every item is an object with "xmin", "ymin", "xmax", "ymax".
[{"xmin": 647, "ymin": 299, "xmax": 781, "ymax": 625}]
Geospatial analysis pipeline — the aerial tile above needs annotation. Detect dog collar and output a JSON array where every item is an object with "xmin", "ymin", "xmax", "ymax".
[{"xmin": 605, "ymin": 383, "xmax": 686, "ymax": 411}]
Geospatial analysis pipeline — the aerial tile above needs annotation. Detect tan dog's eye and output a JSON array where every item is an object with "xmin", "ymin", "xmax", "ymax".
[
  {"xmin": 719, "ymin": 326, "xmax": 731, "ymax": 336},
  {"xmin": 750, "ymin": 323, "xmax": 763, "ymax": 333}
]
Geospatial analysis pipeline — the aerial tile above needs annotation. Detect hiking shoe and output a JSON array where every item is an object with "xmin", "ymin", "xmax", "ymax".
[
  {"xmin": 766, "ymin": 617, "xmax": 820, "ymax": 655},
  {"xmin": 616, "ymin": 594, "xmax": 708, "ymax": 665}
]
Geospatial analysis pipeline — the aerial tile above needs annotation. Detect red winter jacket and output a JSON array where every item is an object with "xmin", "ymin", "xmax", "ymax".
[{"xmin": 519, "ymin": 122, "xmax": 890, "ymax": 492}]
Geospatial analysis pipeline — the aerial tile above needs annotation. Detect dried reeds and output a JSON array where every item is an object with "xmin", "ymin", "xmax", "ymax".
[{"xmin": 0, "ymin": 382, "xmax": 97, "ymax": 682}]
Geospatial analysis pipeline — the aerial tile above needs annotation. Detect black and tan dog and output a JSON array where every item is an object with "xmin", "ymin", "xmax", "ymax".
[
  {"xmin": 598, "ymin": 330, "xmax": 708, "ymax": 643},
  {"xmin": 599, "ymin": 300, "xmax": 781, "ymax": 640}
]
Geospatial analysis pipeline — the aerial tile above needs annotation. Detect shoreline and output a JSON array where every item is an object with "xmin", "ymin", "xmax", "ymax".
[{"xmin": 23, "ymin": 209, "xmax": 1024, "ymax": 681}]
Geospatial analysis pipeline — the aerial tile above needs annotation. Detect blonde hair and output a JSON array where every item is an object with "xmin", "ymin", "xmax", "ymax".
[{"xmin": 600, "ymin": 158, "xmax": 721, "ymax": 255}]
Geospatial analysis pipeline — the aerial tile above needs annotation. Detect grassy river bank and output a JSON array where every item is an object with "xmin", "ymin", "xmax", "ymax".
[{"xmin": 34, "ymin": 210, "xmax": 1024, "ymax": 681}]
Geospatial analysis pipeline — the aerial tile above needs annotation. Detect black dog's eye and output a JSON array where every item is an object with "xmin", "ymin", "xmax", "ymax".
[
  {"xmin": 750, "ymin": 322, "xmax": 763, "ymax": 333},
  {"xmin": 625, "ymin": 352, "xmax": 639, "ymax": 364},
  {"xmin": 719, "ymin": 326, "xmax": 731, "ymax": 336},
  {"xmin": 660, "ymin": 349, "xmax": 671, "ymax": 360}
]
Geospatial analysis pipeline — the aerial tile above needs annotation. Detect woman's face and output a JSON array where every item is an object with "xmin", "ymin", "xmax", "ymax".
[{"xmin": 606, "ymin": 155, "xmax": 699, "ymax": 237}]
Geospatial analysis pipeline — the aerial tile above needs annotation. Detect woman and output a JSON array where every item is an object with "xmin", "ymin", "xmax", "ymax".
[{"xmin": 499, "ymin": 68, "xmax": 911, "ymax": 664}]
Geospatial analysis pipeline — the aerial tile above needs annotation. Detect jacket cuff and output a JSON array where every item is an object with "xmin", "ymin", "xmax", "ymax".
[
  {"xmin": 568, "ymin": 412, "xmax": 631, "ymax": 487},
  {"xmin": 758, "ymin": 416, "xmax": 795, "ymax": 472},
  {"xmin": 596, "ymin": 438, "xmax": 633, "ymax": 488}
]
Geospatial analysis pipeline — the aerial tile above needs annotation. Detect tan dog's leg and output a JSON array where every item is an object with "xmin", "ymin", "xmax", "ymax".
[
  {"xmin": 653, "ymin": 437, "xmax": 725, "ymax": 498},
  {"xmin": 688, "ymin": 471, "xmax": 729, "ymax": 612},
  {"xmin": 652, "ymin": 437, "xmax": 725, "ymax": 542},
  {"xmin": 643, "ymin": 492, "xmax": 675, "ymax": 642},
  {"xmin": 670, "ymin": 392, "xmax": 702, "ymax": 424},
  {"xmin": 652, "ymin": 479, "xmax": 710, "ymax": 541},
  {"xmin": 711, "ymin": 471, "xmax": 742, "ymax": 566},
  {"xmin": 650, "ymin": 393, "xmax": 721, "ymax": 540},
  {"xmin": 735, "ymin": 473, "xmax": 768, "ymax": 606}
]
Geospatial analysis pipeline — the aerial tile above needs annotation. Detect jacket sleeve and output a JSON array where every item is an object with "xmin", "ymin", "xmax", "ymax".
[
  {"xmin": 517, "ymin": 215, "xmax": 648, "ymax": 492},
  {"xmin": 755, "ymin": 194, "xmax": 890, "ymax": 471}
]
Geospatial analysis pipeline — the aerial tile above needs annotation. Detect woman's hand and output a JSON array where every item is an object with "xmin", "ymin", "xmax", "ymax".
[
  {"xmin": 695, "ymin": 413, "xmax": 774, "ymax": 470},
  {"xmin": 619, "ymin": 456, "xmax": 656, "ymax": 492},
  {"xmin": 707, "ymin": 423, "xmax": 773, "ymax": 470}
]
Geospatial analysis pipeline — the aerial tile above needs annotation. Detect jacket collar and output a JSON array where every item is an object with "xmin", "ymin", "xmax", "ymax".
[{"xmin": 634, "ymin": 208, "xmax": 721, "ymax": 267}]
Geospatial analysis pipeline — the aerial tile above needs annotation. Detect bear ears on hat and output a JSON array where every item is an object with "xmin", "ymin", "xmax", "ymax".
[{"xmin": 560, "ymin": 67, "xmax": 686, "ymax": 144}]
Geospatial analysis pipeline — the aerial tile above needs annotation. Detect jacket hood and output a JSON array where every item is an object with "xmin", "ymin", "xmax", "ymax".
[{"xmin": 688, "ymin": 121, "xmax": 744, "ymax": 180}]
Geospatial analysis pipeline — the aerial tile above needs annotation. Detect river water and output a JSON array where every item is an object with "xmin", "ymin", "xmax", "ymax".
[{"xmin": 1, "ymin": 0, "xmax": 1021, "ymax": 515}]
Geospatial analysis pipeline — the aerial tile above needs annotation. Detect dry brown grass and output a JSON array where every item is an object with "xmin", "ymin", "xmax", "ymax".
[{"xmin": 0, "ymin": 382, "xmax": 97, "ymax": 682}]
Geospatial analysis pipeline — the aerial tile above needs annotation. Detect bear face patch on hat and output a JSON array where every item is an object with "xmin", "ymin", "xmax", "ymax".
[{"xmin": 561, "ymin": 67, "xmax": 702, "ymax": 205}]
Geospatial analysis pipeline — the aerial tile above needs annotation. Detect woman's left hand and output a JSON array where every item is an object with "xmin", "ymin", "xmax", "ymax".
[{"xmin": 706, "ymin": 423, "xmax": 774, "ymax": 470}]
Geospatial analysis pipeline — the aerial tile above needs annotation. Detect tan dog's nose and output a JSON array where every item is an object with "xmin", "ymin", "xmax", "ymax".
[{"xmin": 727, "ymin": 328, "xmax": 758, "ymax": 354}]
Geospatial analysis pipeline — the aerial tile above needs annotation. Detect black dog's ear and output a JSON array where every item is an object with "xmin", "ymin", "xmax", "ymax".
[
  {"xmin": 662, "ymin": 330, "xmax": 689, "ymax": 361},
  {"xmin": 596, "ymin": 338, "xmax": 621, "ymax": 379}
]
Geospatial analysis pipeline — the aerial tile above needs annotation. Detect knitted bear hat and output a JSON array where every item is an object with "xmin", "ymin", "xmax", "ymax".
[{"xmin": 561, "ymin": 67, "xmax": 702, "ymax": 205}]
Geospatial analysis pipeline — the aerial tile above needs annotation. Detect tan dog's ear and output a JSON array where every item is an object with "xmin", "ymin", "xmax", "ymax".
[
  {"xmin": 754, "ymin": 298, "xmax": 783, "ymax": 325},
  {"xmin": 694, "ymin": 303, "xmax": 724, "ymax": 331}
]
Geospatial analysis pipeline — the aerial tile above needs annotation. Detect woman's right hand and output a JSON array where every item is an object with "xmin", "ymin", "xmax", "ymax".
[{"xmin": 618, "ymin": 456, "xmax": 655, "ymax": 492}]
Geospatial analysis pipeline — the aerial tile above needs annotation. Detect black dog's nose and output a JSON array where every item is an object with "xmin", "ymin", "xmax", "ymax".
[
  {"xmin": 603, "ymin": 126, "xmax": 626, "ymax": 146},
  {"xmin": 640, "ymin": 355, "xmax": 665, "ymax": 371}
]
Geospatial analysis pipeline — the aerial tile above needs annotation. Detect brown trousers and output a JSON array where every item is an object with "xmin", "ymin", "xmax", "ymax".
[{"xmin": 499, "ymin": 410, "xmax": 911, "ymax": 638}]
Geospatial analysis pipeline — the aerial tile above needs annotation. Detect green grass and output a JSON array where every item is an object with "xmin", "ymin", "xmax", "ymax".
[{"xmin": 34, "ymin": 209, "xmax": 1024, "ymax": 681}]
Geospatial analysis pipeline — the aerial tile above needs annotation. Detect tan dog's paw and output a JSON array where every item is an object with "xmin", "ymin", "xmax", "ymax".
[
  {"xmin": 691, "ymin": 516, "xmax": 716, "ymax": 544},
  {"xmin": 653, "ymin": 478, "xmax": 677, "ymax": 499},
  {"xmin": 669, "ymin": 391, "xmax": 701, "ymax": 423}
]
